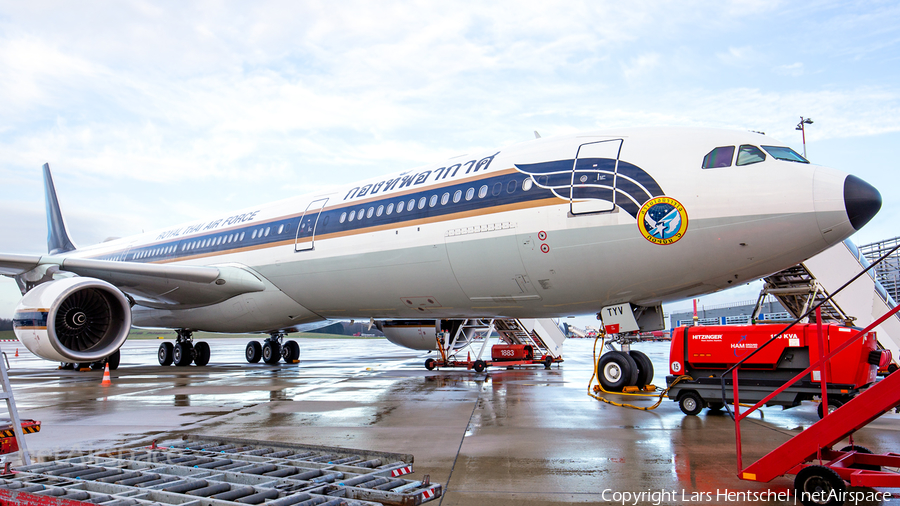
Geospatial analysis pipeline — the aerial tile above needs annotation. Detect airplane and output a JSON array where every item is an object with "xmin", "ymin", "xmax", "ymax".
[{"xmin": 0, "ymin": 127, "xmax": 882, "ymax": 370}]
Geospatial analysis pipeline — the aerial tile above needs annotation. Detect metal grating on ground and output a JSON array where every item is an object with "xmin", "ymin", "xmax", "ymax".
[{"xmin": 0, "ymin": 436, "xmax": 441, "ymax": 506}]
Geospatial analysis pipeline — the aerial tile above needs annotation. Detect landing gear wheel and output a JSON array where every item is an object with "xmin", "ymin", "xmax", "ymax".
[
  {"xmin": 282, "ymin": 340, "xmax": 300, "ymax": 363},
  {"xmin": 263, "ymin": 341, "xmax": 282, "ymax": 365},
  {"xmin": 245, "ymin": 341, "xmax": 262, "ymax": 363},
  {"xmin": 173, "ymin": 342, "xmax": 194, "ymax": 367},
  {"xmin": 543, "ymin": 356, "xmax": 553, "ymax": 370},
  {"xmin": 817, "ymin": 398, "xmax": 844, "ymax": 419},
  {"xmin": 679, "ymin": 391, "xmax": 705, "ymax": 416},
  {"xmin": 425, "ymin": 358, "xmax": 436, "ymax": 370},
  {"xmin": 158, "ymin": 342, "xmax": 174, "ymax": 366},
  {"xmin": 839, "ymin": 445, "xmax": 881, "ymax": 471},
  {"xmin": 193, "ymin": 341, "xmax": 211, "ymax": 366},
  {"xmin": 473, "ymin": 359, "xmax": 487, "ymax": 373},
  {"xmin": 597, "ymin": 351, "xmax": 638, "ymax": 391},
  {"xmin": 794, "ymin": 465, "xmax": 845, "ymax": 506},
  {"xmin": 106, "ymin": 349, "xmax": 120, "ymax": 370},
  {"xmin": 629, "ymin": 350, "xmax": 654, "ymax": 387}
]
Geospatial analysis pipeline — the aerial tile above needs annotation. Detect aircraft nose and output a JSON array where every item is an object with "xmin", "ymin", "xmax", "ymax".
[{"xmin": 844, "ymin": 174, "xmax": 881, "ymax": 230}]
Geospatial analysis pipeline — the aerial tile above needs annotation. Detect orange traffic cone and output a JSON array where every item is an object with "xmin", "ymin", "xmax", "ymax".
[
  {"xmin": 14, "ymin": 348, "xmax": 18, "ymax": 357},
  {"xmin": 101, "ymin": 363, "xmax": 112, "ymax": 386}
]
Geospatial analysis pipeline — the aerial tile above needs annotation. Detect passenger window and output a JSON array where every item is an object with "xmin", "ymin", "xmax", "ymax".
[
  {"xmin": 367, "ymin": 207, "xmax": 374, "ymax": 218},
  {"xmin": 408, "ymin": 199, "xmax": 416, "ymax": 211},
  {"xmin": 418, "ymin": 197, "xmax": 426, "ymax": 209},
  {"xmin": 397, "ymin": 201, "xmax": 405, "ymax": 213},
  {"xmin": 358, "ymin": 208, "xmax": 365, "ymax": 219},
  {"xmin": 478, "ymin": 185, "xmax": 488, "ymax": 198},
  {"xmin": 702, "ymin": 146, "xmax": 735, "ymax": 169},
  {"xmin": 453, "ymin": 190, "xmax": 462, "ymax": 203},
  {"xmin": 492, "ymin": 182, "xmax": 502, "ymax": 196},
  {"xmin": 340, "ymin": 212, "xmax": 347, "ymax": 223},
  {"xmin": 736, "ymin": 145, "xmax": 766, "ymax": 166},
  {"xmin": 387, "ymin": 203, "xmax": 394, "ymax": 214},
  {"xmin": 239, "ymin": 232, "xmax": 245, "ymax": 241},
  {"xmin": 441, "ymin": 192, "xmax": 449, "ymax": 205},
  {"xmin": 264, "ymin": 227, "xmax": 270, "ymax": 237},
  {"xmin": 522, "ymin": 178, "xmax": 532, "ymax": 191},
  {"xmin": 429, "ymin": 195, "xmax": 438, "ymax": 207},
  {"xmin": 376, "ymin": 205, "xmax": 384, "ymax": 216},
  {"xmin": 348, "ymin": 210, "xmax": 356, "ymax": 221},
  {"xmin": 507, "ymin": 180, "xmax": 517, "ymax": 193},
  {"xmin": 466, "ymin": 187, "xmax": 475, "ymax": 201},
  {"xmin": 278, "ymin": 224, "xmax": 284, "ymax": 234}
]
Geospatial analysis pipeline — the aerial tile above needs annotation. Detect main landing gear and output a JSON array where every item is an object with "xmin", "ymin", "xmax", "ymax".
[
  {"xmin": 60, "ymin": 348, "xmax": 121, "ymax": 371},
  {"xmin": 245, "ymin": 333, "xmax": 300, "ymax": 365},
  {"xmin": 157, "ymin": 330, "xmax": 211, "ymax": 367}
]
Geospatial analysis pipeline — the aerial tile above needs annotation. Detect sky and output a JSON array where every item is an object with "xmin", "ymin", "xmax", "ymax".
[{"xmin": 1, "ymin": 1, "xmax": 899, "ymax": 328}]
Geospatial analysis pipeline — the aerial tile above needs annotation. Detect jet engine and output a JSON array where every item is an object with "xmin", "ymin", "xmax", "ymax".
[
  {"xmin": 377, "ymin": 320, "xmax": 439, "ymax": 350},
  {"xmin": 13, "ymin": 277, "xmax": 131, "ymax": 363}
]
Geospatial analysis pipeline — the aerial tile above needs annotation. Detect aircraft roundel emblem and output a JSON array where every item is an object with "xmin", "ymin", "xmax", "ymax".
[{"xmin": 637, "ymin": 196, "xmax": 688, "ymax": 245}]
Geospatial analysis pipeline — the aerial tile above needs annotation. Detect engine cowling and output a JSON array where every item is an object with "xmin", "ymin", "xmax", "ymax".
[
  {"xmin": 13, "ymin": 277, "xmax": 131, "ymax": 363},
  {"xmin": 378, "ymin": 320, "xmax": 439, "ymax": 350}
]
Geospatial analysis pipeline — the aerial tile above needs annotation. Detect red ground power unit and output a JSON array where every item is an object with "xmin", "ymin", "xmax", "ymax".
[{"xmin": 666, "ymin": 324, "xmax": 889, "ymax": 416}]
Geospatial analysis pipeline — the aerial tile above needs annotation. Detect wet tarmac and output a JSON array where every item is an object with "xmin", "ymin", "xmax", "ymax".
[{"xmin": 2, "ymin": 337, "xmax": 899, "ymax": 505}]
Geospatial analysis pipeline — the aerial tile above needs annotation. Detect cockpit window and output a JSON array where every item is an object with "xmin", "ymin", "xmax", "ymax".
[
  {"xmin": 762, "ymin": 145, "xmax": 809, "ymax": 163},
  {"xmin": 736, "ymin": 145, "xmax": 766, "ymax": 166},
  {"xmin": 702, "ymin": 146, "xmax": 735, "ymax": 169}
]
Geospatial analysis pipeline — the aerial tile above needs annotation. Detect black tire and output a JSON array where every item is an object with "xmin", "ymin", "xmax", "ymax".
[
  {"xmin": 839, "ymin": 445, "xmax": 881, "ymax": 471},
  {"xmin": 597, "ymin": 351, "xmax": 638, "ymax": 391},
  {"xmin": 158, "ymin": 342, "xmax": 174, "ymax": 366},
  {"xmin": 246, "ymin": 341, "xmax": 262, "ymax": 363},
  {"xmin": 263, "ymin": 341, "xmax": 282, "ymax": 364},
  {"xmin": 679, "ymin": 391, "xmax": 705, "ymax": 416},
  {"xmin": 707, "ymin": 402, "xmax": 725, "ymax": 412},
  {"xmin": 425, "ymin": 358, "xmax": 436, "ymax": 370},
  {"xmin": 794, "ymin": 465, "xmax": 845, "ymax": 506},
  {"xmin": 817, "ymin": 398, "xmax": 844, "ymax": 419},
  {"xmin": 889, "ymin": 363, "xmax": 898, "ymax": 374},
  {"xmin": 106, "ymin": 349, "xmax": 121, "ymax": 370},
  {"xmin": 629, "ymin": 350, "xmax": 654, "ymax": 387},
  {"xmin": 173, "ymin": 342, "xmax": 194, "ymax": 367},
  {"xmin": 281, "ymin": 340, "xmax": 300, "ymax": 363},
  {"xmin": 544, "ymin": 356, "xmax": 553, "ymax": 370},
  {"xmin": 193, "ymin": 341, "xmax": 211, "ymax": 366},
  {"xmin": 473, "ymin": 359, "xmax": 487, "ymax": 373}
]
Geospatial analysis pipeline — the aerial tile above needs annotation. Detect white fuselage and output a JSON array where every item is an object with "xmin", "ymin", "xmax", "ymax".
[{"xmin": 58, "ymin": 127, "xmax": 857, "ymax": 333}]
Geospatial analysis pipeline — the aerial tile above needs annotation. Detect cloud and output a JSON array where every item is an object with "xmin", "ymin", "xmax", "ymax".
[{"xmin": 774, "ymin": 62, "xmax": 804, "ymax": 76}]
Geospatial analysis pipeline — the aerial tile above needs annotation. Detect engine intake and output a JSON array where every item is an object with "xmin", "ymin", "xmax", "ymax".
[{"xmin": 13, "ymin": 277, "xmax": 131, "ymax": 363}]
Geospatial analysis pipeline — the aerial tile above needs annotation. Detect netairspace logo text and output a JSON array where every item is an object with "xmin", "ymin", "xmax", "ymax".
[{"xmin": 601, "ymin": 488, "xmax": 892, "ymax": 505}]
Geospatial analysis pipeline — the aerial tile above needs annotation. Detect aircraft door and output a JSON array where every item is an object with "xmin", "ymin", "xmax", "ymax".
[
  {"xmin": 294, "ymin": 198, "xmax": 329, "ymax": 252},
  {"xmin": 570, "ymin": 139, "xmax": 622, "ymax": 215}
]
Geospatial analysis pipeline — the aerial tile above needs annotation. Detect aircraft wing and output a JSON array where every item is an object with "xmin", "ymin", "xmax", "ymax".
[
  {"xmin": 0, "ymin": 253, "xmax": 265, "ymax": 309},
  {"xmin": 0, "ymin": 253, "xmax": 42, "ymax": 276}
]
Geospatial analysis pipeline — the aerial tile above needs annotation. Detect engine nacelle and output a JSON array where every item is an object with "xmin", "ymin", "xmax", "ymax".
[
  {"xmin": 13, "ymin": 277, "xmax": 132, "ymax": 363},
  {"xmin": 378, "ymin": 320, "xmax": 439, "ymax": 350}
]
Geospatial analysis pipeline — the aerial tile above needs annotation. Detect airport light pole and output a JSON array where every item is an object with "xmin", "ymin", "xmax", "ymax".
[{"xmin": 796, "ymin": 117, "xmax": 813, "ymax": 158}]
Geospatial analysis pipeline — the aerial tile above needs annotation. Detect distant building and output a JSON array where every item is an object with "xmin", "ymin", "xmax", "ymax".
[
  {"xmin": 668, "ymin": 295, "xmax": 790, "ymax": 329},
  {"xmin": 859, "ymin": 236, "xmax": 900, "ymax": 303}
]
